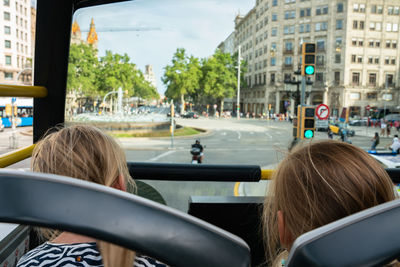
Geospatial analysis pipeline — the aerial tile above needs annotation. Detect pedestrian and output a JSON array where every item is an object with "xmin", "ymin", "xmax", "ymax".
[
  {"xmin": 381, "ymin": 120, "xmax": 386, "ymax": 136},
  {"xmin": 327, "ymin": 128, "xmax": 333, "ymax": 139},
  {"xmin": 387, "ymin": 122, "xmax": 391, "ymax": 137},
  {"xmin": 371, "ymin": 132, "xmax": 380, "ymax": 150},
  {"xmin": 395, "ymin": 120, "xmax": 400, "ymax": 133}
]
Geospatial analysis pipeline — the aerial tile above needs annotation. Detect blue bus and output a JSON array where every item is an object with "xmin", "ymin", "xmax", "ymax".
[{"xmin": 0, "ymin": 97, "xmax": 33, "ymax": 127}]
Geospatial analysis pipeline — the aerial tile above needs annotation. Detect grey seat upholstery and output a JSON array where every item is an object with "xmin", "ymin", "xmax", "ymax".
[
  {"xmin": 287, "ymin": 198, "xmax": 400, "ymax": 267},
  {"xmin": 0, "ymin": 170, "xmax": 250, "ymax": 267}
]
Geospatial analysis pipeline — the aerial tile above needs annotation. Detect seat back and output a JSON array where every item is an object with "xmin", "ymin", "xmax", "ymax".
[
  {"xmin": 0, "ymin": 170, "xmax": 250, "ymax": 267},
  {"xmin": 287, "ymin": 199, "xmax": 400, "ymax": 266}
]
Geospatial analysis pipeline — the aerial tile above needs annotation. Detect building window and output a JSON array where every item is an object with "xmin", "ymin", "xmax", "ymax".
[
  {"xmin": 270, "ymin": 57, "xmax": 276, "ymax": 66},
  {"xmin": 371, "ymin": 5, "xmax": 377, "ymax": 13},
  {"xmin": 285, "ymin": 42, "xmax": 293, "ymax": 52},
  {"xmin": 316, "ymin": 6, "xmax": 328, "ymax": 15},
  {"xmin": 358, "ymin": 39, "xmax": 364, "ymax": 46},
  {"xmin": 284, "ymin": 56, "xmax": 292, "ymax": 65},
  {"xmin": 4, "ymin": 40, "xmax": 11, "ymax": 48},
  {"xmin": 386, "ymin": 40, "xmax": 391, "ymax": 48},
  {"xmin": 386, "ymin": 74, "xmax": 394, "ymax": 86},
  {"xmin": 336, "ymin": 20, "xmax": 343, "ymax": 30},
  {"xmin": 315, "ymin": 73, "xmax": 324, "ymax": 83},
  {"xmin": 3, "ymin": 11, "xmax": 10, "ymax": 21},
  {"xmin": 337, "ymin": 3, "xmax": 344, "ymax": 12},
  {"xmin": 335, "ymin": 54, "xmax": 341, "ymax": 63},
  {"xmin": 353, "ymin": 3, "xmax": 359, "ymax": 12},
  {"xmin": 334, "ymin": 71, "xmax": 340, "ymax": 85},
  {"xmin": 374, "ymin": 57, "xmax": 380, "ymax": 64},
  {"xmin": 299, "ymin": 24, "xmax": 310, "ymax": 33},
  {"xmin": 271, "ymin": 27, "xmax": 277, "ymax": 36},
  {"xmin": 385, "ymin": 57, "xmax": 390, "ymax": 64},
  {"xmin": 284, "ymin": 10, "xmax": 295, "ymax": 19},
  {"xmin": 3, "ymin": 0, "xmax": 9, "ymax": 6},
  {"xmin": 270, "ymin": 73, "xmax": 275, "ymax": 83},
  {"xmin": 284, "ymin": 25, "xmax": 295, "ymax": 34},
  {"xmin": 368, "ymin": 40, "xmax": 374, "ymax": 47},
  {"xmin": 388, "ymin": 6, "xmax": 394, "ymax": 15},
  {"xmin": 359, "ymin": 4, "xmax": 365, "ymax": 12},
  {"xmin": 359, "ymin": 21, "xmax": 365, "ymax": 29},
  {"xmin": 5, "ymin": 55, "xmax": 11, "ymax": 65},
  {"xmin": 315, "ymin": 22, "xmax": 328, "ymax": 31},
  {"xmin": 353, "ymin": 20, "xmax": 358, "ymax": 29},
  {"xmin": 393, "ymin": 41, "xmax": 397, "ymax": 49},
  {"xmin": 367, "ymin": 93, "xmax": 377, "ymax": 100},
  {"xmin": 369, "ymin": 73, "xmax": 377, "ymax": 86},
  {"xmin": 351, "ymin": 55, "xmax": 356, "ymax": 63},
  {"xmin": 272, "ymin": 13, "xmax": 277, "ymax": 21},
  {"xmin": 352, "ymin": 72, "xmax": 360, "ymax": 85},
  {"xmin": 368, "ymin": 56, "xmax": 373, "ymax": 64},
  {"xmin": 357, "ymin": 56, "xmax": 363, "ymax": 63},
  {"xmin": 300, "ymin": 8, "xmax": 311, "ymax": 17},
  {"xmin": 352, "ymin": 38, "xmax": 357, "ymax": 46},
  {"xmin": 316, "ymin": 55, "xmax": 325, "ymax": 66},
  {"xmin": 272, "ymin": 0, "xmax": 277, "ymax": 6},
  {"xmin": 391, "ymin": 58, "xmax": 396, "ymax": 65},
  {"xmin": 376, "ymin": 40, "xmax": 381, "ymax": 47},
  {"xmin": 316, "ymin": 40, "xmax": 325, "ymax": 51},
  {"xmin": 4, "ymin": 72, "xmax": 13, "ymax": 80}
]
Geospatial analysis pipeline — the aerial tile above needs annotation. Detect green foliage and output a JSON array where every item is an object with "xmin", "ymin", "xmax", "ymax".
[
  {"xmin": 162, "ymin": 48, "xmax": 202, "ymax": 101},
  {"xmin": 67, "ymin": 43, "xmax": 99, "ymax": 97},
  {"xmin": 162, "ymin": 48, "xmax": 246, "ymax": 110},
  {"xmin": 67, "ymin": 43, "xmax": 159, "ymax": 101}
]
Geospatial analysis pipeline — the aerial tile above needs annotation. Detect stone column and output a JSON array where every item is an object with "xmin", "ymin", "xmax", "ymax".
[
  {"xmin": 323, "ymin": 87, "xmax": 329, "ymax": 105},
  {"xmin": 275, "ymin": 90, "xmax": 280, "ymax": 114}
]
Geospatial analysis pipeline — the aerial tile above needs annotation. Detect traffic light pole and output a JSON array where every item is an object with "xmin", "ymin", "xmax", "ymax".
[{"xmin": 301, "ymin": 76, "xmax": 306, "ymax": 106}]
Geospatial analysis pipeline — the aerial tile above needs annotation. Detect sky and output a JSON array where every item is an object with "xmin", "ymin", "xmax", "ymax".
[{"xmin": 73, "ymin": 0, "xmax": 254, "ymax": 95}]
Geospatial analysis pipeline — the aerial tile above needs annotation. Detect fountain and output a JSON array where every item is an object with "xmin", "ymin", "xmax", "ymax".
[{"xmin": 68, "ymin": 87, "xmax": 170, "ymax": 133}]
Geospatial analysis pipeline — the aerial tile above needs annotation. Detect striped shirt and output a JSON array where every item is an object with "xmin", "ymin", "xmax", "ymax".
[{"xmin": 16, "ymin": 242, "xmax": 167, "ymax": 267}]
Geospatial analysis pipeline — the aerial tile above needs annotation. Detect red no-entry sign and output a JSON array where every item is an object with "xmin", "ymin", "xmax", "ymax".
[{"xmin": 316, "ymin": 104, "xmax": 330, "ymax": 120}]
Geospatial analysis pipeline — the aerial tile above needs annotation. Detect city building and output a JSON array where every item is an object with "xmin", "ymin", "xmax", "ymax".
[
  {"xmin": 71, "ymin": 18, "xmax": 98, "ymax": 49},
  {"xmin": 233, "ymin": 0, "xmax": 400, "ymax": 118},
  {"xmin": 0, "ymin": 0, "xmax": 33, "ymax": 85},
  {"xmin": 144, "ymin": 64, "xmax": 157, "ymax": 89}
]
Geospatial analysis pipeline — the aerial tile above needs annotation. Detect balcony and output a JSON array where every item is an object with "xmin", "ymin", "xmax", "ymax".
[
  {"xmin": 283, "ymin": 49, "xmax": 294, "ymax": 55},
  {"xmin": 283, "ymin": 64, "xmax": 293, "ymax": 70}
]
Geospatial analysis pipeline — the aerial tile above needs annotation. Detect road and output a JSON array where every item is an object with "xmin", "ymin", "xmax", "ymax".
[{"xmin": 1, "ymin": 119, "xmax": 396, "ymax": 211}]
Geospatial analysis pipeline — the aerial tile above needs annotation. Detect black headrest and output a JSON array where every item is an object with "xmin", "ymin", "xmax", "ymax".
[
  {"xmin": 0, "ymin": 170, "xmax": 250, "ymax": 267},
  {"xmin": 287, "ymin": 199, "xmax": 400, "ymax": 266}
]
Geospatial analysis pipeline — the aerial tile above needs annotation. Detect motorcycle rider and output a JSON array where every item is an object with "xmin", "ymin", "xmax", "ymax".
[{"xmin": 191, "ymin": 139, "xmax": 204, "ymax": 163}]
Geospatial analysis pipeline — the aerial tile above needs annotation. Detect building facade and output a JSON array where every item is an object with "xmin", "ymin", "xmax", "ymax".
[
  {"xmin": 233, "ymin": 0, "xmax": 400, "ymax": 118},
  {"xmin": 144, "ymin": 64, "xmax": 157, "ymax": 89},
  {"xmin": 0, "ymin": 0, "xmax": 33, "ymax": 85}
]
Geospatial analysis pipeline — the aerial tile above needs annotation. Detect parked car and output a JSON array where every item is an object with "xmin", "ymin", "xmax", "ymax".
[
  {"xmin": 329, "ymin": 122, "xmax": 355, "ymax": 136},
  {"xmin": 182, "ymin": 111, "xmax": 199, "ymax": 119},
  {"xmin": 349, "ymin": 118, "xmax": 368, "ymax": 126}
]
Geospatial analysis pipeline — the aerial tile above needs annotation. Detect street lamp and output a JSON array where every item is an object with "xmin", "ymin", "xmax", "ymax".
[{"xmin": 236, "ymin": 45, "xmax": 241, "ymax": 119}]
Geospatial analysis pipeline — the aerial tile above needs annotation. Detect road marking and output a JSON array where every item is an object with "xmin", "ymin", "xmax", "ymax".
[
  {"xmin": 234, "ymin": 182, "xmax": 240, "ymax": 196},
  {"xmin": 148, "ymin": 150, "xmax": 176, "ymax": 162},
  {"xmin": 265, "ymin": 132, "xmax": 272, "ymax": 138},
  {"xmin": 221, "ymin": 132, "xmax": 227, "ymax": 136},
  {"xmin": 250, "ymin": 132, "xmax": 254, "ymax": 135},
  {"xmin": 237, "ymin": 131, "xmax": 241, "ymax": 139}
]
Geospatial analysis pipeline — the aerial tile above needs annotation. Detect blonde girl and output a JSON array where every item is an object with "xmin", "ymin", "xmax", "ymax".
[
  {"xmin": 263, "ymin": 140, "xmax": 396, "ymax": 266},
  {"xmin": 17, "ymin": 125, "xmax": 165, "ymax": 267}
]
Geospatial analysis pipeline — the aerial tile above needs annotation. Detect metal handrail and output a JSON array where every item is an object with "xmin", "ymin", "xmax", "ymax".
[
  {"xmin": 0, "ymin": 85, "xmax": 47, "ymax": 97},
  {"xmin": 0, "ymin": 144, "xmax": 35, "ymax": 168}
]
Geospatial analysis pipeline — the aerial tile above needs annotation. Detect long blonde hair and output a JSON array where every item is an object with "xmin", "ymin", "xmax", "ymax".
[
  {"xmin": 32, "ymin": 124, "xmax": 135, "ymax": 267},
  {"xmin": 263, "ymin": 140, "xmax": 396, "ymax": 265}
]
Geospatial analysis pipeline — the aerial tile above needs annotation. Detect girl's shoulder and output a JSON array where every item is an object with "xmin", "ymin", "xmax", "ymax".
[{"xmin": 17, "ymin": 242, "xmax": 102, "ymax": 267}]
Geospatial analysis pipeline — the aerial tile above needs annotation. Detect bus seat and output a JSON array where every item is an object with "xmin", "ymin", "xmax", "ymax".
[
  {"xmin": 286, "ymin": 198, "xmax": 400, "ymax": 267},
  {"xmin": 188, "ymin": 196, "xmax": 265, "ymax": 266},
  {"xmin": 0, "ymin": 170, "xmax": 250, "ymax": 267}
]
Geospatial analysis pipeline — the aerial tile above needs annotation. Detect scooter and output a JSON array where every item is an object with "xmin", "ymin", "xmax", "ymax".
[{"xmin": 190, "ymin": 146, "xmax": 205, "ymax": 164}]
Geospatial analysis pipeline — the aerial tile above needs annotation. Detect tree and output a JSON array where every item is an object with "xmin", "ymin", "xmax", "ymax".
[
  {"xmin": 67, "ymin": 43, "xmax": 98, "ymax": 97},
  {"xmin": 162, "ymin": 48, "xmax": 201, "ymax": 113},
  {"xmin": 201, "ymin": 49, "xmax": 236, "ymax": 113}
]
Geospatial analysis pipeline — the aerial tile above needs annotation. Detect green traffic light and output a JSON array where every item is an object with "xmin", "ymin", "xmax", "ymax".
[
  {"xmin": 305, "ymin": 65, "xmax": 315, "ymax": 75},
  {"xmin": 304, "ymin": 129, "xmax": 314, "ymax": 139}
]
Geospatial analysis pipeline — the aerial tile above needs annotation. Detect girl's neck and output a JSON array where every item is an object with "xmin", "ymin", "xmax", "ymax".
[{"xmin": 51, "ymin": 232, "xmax": 97, "ymax": 244}]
